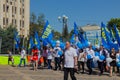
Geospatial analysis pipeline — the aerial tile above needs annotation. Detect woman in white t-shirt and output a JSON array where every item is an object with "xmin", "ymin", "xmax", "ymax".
[
  {"xmin": 78, "ymin": 49, "xmax": 85, "ymax": 73},
  {"xmin": 47, "ymin": 47, "xmax": 53, "ymax": 69}
]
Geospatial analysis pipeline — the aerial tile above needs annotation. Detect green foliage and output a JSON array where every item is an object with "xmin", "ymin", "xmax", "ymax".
[
  {"xmin": 52, "ymin": 30, "xmax": 62, "ymax": 40},
  {"xmin": 69, "ymin": 29, "xmax": 74, "ymax": 38},
  {"xmin": 30, "ymin": 12, "xmax": 45, "ymax": 37},
  {"xmin": 107, "ymin": 18, "xmax": 120, "ymax": 29},
  {"xmin": 0, "ymin": 26, "xmax": 17, "ymax": 53}
]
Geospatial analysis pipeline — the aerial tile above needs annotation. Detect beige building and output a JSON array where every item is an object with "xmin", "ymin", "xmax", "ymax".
[
  {"xmin": 0, "ymin": 0, "xmax": 30, "ymax": 37},
  {"xmin": 80, "ymin": 24, "xmax": 101, "ymax": 45}
]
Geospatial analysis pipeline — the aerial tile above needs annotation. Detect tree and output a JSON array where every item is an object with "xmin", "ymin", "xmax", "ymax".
[
  {"xmin": 30, "ymin": 13, "xmax": 45, "ymax": 36},
  {"xmin": 30, "ymin": 12, "xmax": 36, "ymax": 24},
  {"xmin": 37, "ymin": 13, "xmax": 45, "ymax": 26},
  {"xmin": 0, "ymin": 25, "xmax": 17, "ymax": 53},
  {"xmin": 52, "ymin": 30, "xmax": 62, "ymax": 40},
  {"xmin": 107, "ymin": 18, "xmax": 120, "ymax": 29}
]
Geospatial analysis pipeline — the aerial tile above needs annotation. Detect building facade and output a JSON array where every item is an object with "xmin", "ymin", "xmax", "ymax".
[
  {"xmin": 0, "ymin": 0, "xmax": 30, "ymax": 37},
  {"xmin": 81, "ymin": 25, "xmax": 101, "ymax": 46}
]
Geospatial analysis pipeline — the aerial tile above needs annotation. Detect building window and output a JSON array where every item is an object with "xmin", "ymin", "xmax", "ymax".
[
  {"xmin": 6, "ymin": 18, "xmax": 8, "ymax": 25},
  {"xmin": 15, "ymin": 19, "xmax": 17, "ymax": 25},
  {"xmin": 20, "ymin": 20, "xmax": 21, "ymax": 27},
  {"xmin": 22, "ymin": 9, "xmax": 24, "ymax": 14},
  {"xmin": 20, "ymin": 8, "xmax": 21, "ymax": 15},
  {"xmin": 3, "ymin": 4, "xmax": 5, "ymax": 12},
  {"xmin": 10, "ymin": 1, "xmax": 12, "ymax": 5},
  {"xmin": 6, "ymin": 0, "xmax": 8, "ymax": 3},
  {"xmin": 6, "ymin": 5, "xmax": 9, "ymax": 12},
  {"xmin": 3, "ymin": 18, "xmax": 5, "ymax": 25},
  {"xmin": 12, "ymin": 19, "xmax": 14, "ymax": 24},
  {"xmin": 15, "ymin": 7, "xmax": 17, "ymax": 14},
  {"xmin": 12, "ymin": 6, "xmax": 14, "ymax": 13},
  {"xmin": 22, "ymin": 21, "xmax": 24, "ymax": 27}
]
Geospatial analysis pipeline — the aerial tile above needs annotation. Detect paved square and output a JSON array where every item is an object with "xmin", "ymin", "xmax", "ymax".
[{"xmin": 0, "ymin": 65, "xmax": 120, "ymax": 80}]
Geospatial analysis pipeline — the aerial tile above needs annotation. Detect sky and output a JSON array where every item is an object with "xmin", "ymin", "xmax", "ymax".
[{"xmin": 30, "ymin": 0, "xmax": 120, "ymax": 32}]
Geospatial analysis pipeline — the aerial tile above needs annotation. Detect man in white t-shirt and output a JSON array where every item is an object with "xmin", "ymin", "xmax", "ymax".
[
  {"xmin": 53, "ymin": 44, "xmax": 62, "ymax": 70},
  {"xmin": 18, "ymin": 48, "xmax": 26, "ymax": 67},
  {"xmin": 85, "ymin": 45, "xmax": 95, "ymax": 75},
  {"xmin": 64, "ymin": 41, "xmax": 78, "ymax": 80}
]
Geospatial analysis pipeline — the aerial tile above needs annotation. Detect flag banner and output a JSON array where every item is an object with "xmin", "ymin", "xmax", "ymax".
[
  {"xmin": 42, "ymin": 21, "xmax": 52, "ymax": 39},
  {"xmin": 14, "ymin": 32, "xmax": 20, "ymax": 49},
  {"xmin": 114, "ymin": 24, "xmax": 120, "ymax": 46},
  {"xmin": 28, "ymin": 37, "xmax": 34, "ymax": 50},
  {"xmin": 34, "ymin": 31, "xmax": 41, "ymax": 49}
]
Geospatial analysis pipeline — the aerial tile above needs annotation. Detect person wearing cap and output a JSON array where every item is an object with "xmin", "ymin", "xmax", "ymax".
[
  {"xmin": 18, "ymin": 48, "xmax": 26, "ymax": 67},
  {"xmin": 64, "ymin": 41, "xmax": 78, "ymax": 80},
  {"xmin": 53, "ymin": 41, "xmax": 62, "ymax": 70}
]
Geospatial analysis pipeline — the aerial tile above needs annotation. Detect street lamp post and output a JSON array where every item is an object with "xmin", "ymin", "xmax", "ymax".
[{"xmin": 58, "ymin": 15, "xmax": 68, "ymax": 41}]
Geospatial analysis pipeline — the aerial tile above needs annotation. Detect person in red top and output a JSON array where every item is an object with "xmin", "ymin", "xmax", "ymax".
[{"xmin": 32, "ymin": 46, "xmax": 39, "ymax": 71}]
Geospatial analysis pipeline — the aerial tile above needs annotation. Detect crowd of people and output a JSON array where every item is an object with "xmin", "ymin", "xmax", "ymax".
[{"xmin": 7, "ymin": 41, "xmax": 120, "ymax": 80}]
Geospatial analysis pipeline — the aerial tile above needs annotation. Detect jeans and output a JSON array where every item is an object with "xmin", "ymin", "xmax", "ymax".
[
  {"xmin": 47, "ymin": 59, "xmax": 52, "ymax": 69},
  {"xmin": 19, "ymin": 58, "xmax": 26, "ymax": 67},
  {"xmin": 87, "ymin": 59, "xmax": 93, "ymax": 74},
  {"xmin": 55, "ymin": 57, "xmax": 61, "ymax": 70},
  {"xmin": 64, "ymin": 68, "xmax": 77, "ymax": 80}
]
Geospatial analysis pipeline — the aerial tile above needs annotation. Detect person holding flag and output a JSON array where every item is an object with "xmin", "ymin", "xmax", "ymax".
[{"xmin": 31, "ymin": 46, "xmax": 39, "ymax": 71}]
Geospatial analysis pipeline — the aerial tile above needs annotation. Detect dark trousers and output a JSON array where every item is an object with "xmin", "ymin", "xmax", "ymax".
[
  {"xmin": 98, "ymin": 61, "xmax": 104, "ymax": 74},
  {"xmin": 43, "ymin": 57, "xmax": 47, "ymax": 67},
  {"xmin": 78, "ymin": 61, "xmax": 84, "ymax": 72},
  {"xmin": 19, "ymin": 58, "xmax": 26, "ymax": 67},
  {"xmin": 55, "ymin": 57, "xmax": 61, "ymax": 70},
  {"xmin": 64, "ymin": 68, "xmax": 77, "ymax": 80},
  {"xmin": 103, "ymin": 61, "xmax": 107, "ymax": 71},
  {"xmin": 117, "ymin": 67, "xmax": 119, "ymax": 73},
  {"xmin": 47, "ymin": 59, "xmax": 52, "ymax": 69},
  {"xmin": 87, "ymin": 59, "xmax": 93, "ymax": 74}
]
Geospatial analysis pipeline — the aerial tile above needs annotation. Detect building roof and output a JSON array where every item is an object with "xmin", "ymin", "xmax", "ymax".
[{"xmin": 80, "ymin": 25, "xmax": 101, "ymax": 31}]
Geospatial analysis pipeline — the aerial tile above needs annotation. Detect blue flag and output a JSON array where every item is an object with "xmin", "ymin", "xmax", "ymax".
[
  {"xmin": 34, "ymin": 31, "xmax": 41, "ymax": 49},
  {"xmin": 28, "ymin": 37, "xmax": 34, "ymax": 50},
  {"xmin": 42, "ymin": 21, "xmax": 52, "ymax": 39},
  {"xmin": 110, "ymin": 27, "xmax": 115, "ymax": 42},
  {"xmin": 41, "ymin": 21, "xmax": 53, "ymax": 46},
  {"xmin": 14, "ymin": 32, "xmax": 20, "ymax": 49},
  {"xmin": 70, "ymin": 34, "xmax": 75, "ymax": 44},
  {"xmin": 101, "ymin": 22, "xmax": 110, "ymax": 49},
  {"xmin": 114, "ymin": 24, "xmax": 120, "ymax": 46},
  {"xmin": 73, "ymin": 22, "xmax": 79, "ymax": 35}
]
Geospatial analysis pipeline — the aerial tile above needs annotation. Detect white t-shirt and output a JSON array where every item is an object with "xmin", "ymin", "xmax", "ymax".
[
  {"xmin": 64, "ymin": 47, "xmax": 77, "ymax": 68},
  {"xmin": 54, "ymin": 47, "xmax": 61, "ymax": 57},
  {"xmin": 100, "ymin": 49, "xmax": 109, "ymax": 58},
  {"xmin": 86, "ymin": 49, "xmax": 95, "ymax": 59},
  {"xmin": 78, "ymin": 52, "xmax": 85, "ymax": 62},
  {"xmin": 21, "ymin": 50, "xmax": 26, "ymax": 59},
  {"xmin": 47, "ymin": 51, "xmax": 53, "ymax": 59}
]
